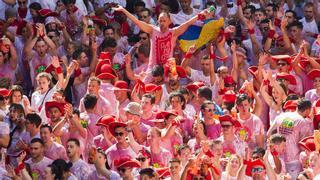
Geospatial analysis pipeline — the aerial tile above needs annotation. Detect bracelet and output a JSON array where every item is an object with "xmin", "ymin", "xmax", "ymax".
[
  {"xmin": 262, "ymin": 80, "xmax": 269, "ymax": 86},
  {"xmin": 197, "ymin": 14, "xmax": 205, "ymax": 21},
  {"xmin": 210, "ymin": 53, "xmax": 215, "ymax": 60},
  {"xmin": 248, "ymin": 29, "xmax": 255, "ymax": 35},
  {"xmin": 14, "ymin": 163, "xmax": 25, "ymax": 174},
  {"xmin": 271, "ymin": 150, "xmax": 279, "ymax": 156},
  {"xmin": 74, "ymin": 68, "xmax": 81, "ymax": 77},
  {"xmin": 274, "ymin": 18, "xmax": 281, "ymax": 27},
  {"xmin": 55, "ymin": 66, "xmax": 63, "ymax": 74},
  {"xmin": 185, "ymin": 52, "xmax": 192, "ymax": 59},
  {"xmin": 267, "ymin": 30, "xmax": 276, "ymax": 39},
  {"xmin": 243, "ymin": 160, "xmax": 249, "ymax": 165}
]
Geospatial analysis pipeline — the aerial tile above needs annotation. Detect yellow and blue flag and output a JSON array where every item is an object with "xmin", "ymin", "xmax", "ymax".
[{"xmin": 178, "ymin": 17, "xmax": 225, "ymax": 52}]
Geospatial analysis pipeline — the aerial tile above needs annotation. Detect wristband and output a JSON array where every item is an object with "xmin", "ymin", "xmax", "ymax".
[
  {"xmin": 55, "ymin": 66, "xmax": 63, "ymax": 74},
  {"xmin": 274, "ymin": 18, "xmax": 281, "ymax": 27},
  {"xmin": 171, "ymin": 121, "xmax": 180, "ymax": 127},
  {"xmin": 45, "ymin": 64, "xmax": 54, "ymax": 73},
  {"xmin": 243, "ymin": 160, "xmax": 249, "ymax": 165},
  {"xmin": 74, "ymin": 68, "xmax": 81, "ymax": 77},
  {"xmin": 15, "ymin": 163, "xmax": 25, "ymax": 174},
  {"xmin": 267, "ymin": 30, "xmax": 276, "ymax": 39},
  {"xmin": 271, "ymin": 149, "xmax": 279, "ymax": 156},
  {"xmin": 197, "ymin": 14, "xmax": 205, "ymax": 21},
  {"xmin": 248, "ymin": 29, "xmax": 255, "ymax": 35},
  {"xmin": 263, "ymin": 80, "xmax": 270, "ymax": 86},
  {"xmin": 210, "ymin": 52, "xmax": 215, "ymax": 60},
  {"xmin": 237, "ymin": 0, "xmax": 242, "ymax": 6},
  {"xmin": 218, "ymin": 88, "xmax": 226, "ymax": 95},
  {"xmin": 185, "ymin": 52, "xmax": 192, "ymax": 59}
]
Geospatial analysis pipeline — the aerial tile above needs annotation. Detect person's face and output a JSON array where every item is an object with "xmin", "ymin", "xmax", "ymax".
[
  {"xmin": 277, "ymin": 60, "xmax": 289, "ymax": 72},
  {"xmin": 254, "ymin": 11, "xmax": 266, "ymax": 24},
  {"xmin": 273, "ymin": 142, "xmax": 286, "ymax": 154},
  {"xmin": 114, "ymin": 90, "xmax": 127, "ymax": 101},
  {"xmin": 30, "ymin": 142, "xmax": 43, "ymax": 159},
  {"xmin": 11, "ymin": 91, "xmax": 22, "ymax": 104},
  {"xmin": 290, "ymin": 26, "xmax": 302, "ymax": 38},
  {"xmin": 47, "ymin": 32, "xmax": 59, "ymax": 45},
  {"xmin": 88, "ymin": 147, "xmax": 97, "ymax": 164},
  {"xmin": 66, "ymin": 43, "xmax": 75, "ymax": 55},
  {"xmin": 251, "ymin": 165, "xmax": 266, "ymax": 180},
  {"xmin": 260, "ymin": 22, "xmax": 269, "ymax": 35},
  {"xmin": 169, "ymin": 162, "xmax": 181, "ymax": 175},
  {"xmin": 136, "ymin": 153, "xmax": 150, "ymax": 167},
  {"xmin": 285, "ymin": 12, "xmax": 295, "ymax": 24},
  {"xmin": 166, "ymin": 114, "xmax": 176, "ymax": 125},
  {"xmin": 265, "ymin": 6, "xmax": 274, "ymax": 18},
  {"xmin": 96, "ymin": 152, "xmax": 106, "ymax": 166},
  {"xmin": 48, "ymin": 23, "xmax": 57, "ymax": 31},
  {"xmin": 40, "ymin": 127, "xmax": 52, "ymax": 143},
  {"xmin": 212, "ymin": 144, "xmax": 223, "ymax": 157},
  {"xmin": 221, "ymin": 121, "xmax": 233, "ymax": 134},
  {"xmin": 30, "ymin": 9, "xmax": 38, "ymax": 18},
  {"xmin": 139, "ymin": 33, "xmax": 149, "ymax": 45},
  {"xmin": 200, "ymin": 59, "xmax": 210, "ymax": 73},
  {"xmin": 158, "ymin": 14, "xmax": 171, "ymax": 31},
  {"xmin": 218, "ymin": 67, "xmax": 228, "ymax": 78},
  {"xmin": 9, "ymin": 108, "xmax": 21, "ymax": 121},
  {"xmin": 44, "ymin": 167, "xmax": 55, "ymax": 180},
  {"xmin": 35, "ymin": 40, "xmax": 48, "ymax": 57},
  {"xmin": 0, "ymin": 95, "xmax": 9, "ymax": 107},
  {"xmin": 17, "ymin": 0, "xmax": 28, "ymax": 8},
  {"xmin": 202, "ymin": 104, "xmax": 215, "ymax": 119},
  {"xmin": 118, "ymin": 167, "xmax": 132, "ymax": 178},
  {"xmin": 25, "ymin": 120, "xmax": 35, "ymax": 132},
  {"xmin": 168, "ymin": 73, "xmax": 180, "ymax": 87},
  {"xmin": 179, "ymin": 0, "xmax": 191, "ymax": 11},
  {"xmin": 66, "ymin": 3, "xmax": 75, "ymax": 12},
  {"xmin": 304, "ymin": 6, "xmax": 314, "ymax": 21},
  {"xmin": 48, "ymin": 107, "xmax": 62, "ymax": 122},
  {"xmin": 230, "ymin": 157, "xmax": 240, "ymax": 170},
  {"xmin": 236, "ymin": 99, "xmax": 251, "ymax": 114},
  {"xmin": 193, "ymin": 122, "xmax": 205, "ymax": 137},
  {"xmin": 152, "ymin": 75, "xmax": 164, "ymax": 85},
  {"xmin": 78, "ymin": 52, "xmax": 88, "ymax": 67},
  {"xmin": 114, "ymin": 127, "xmax": 127, "ymax": 143},
  {"xmin": 125, "ymin": 112, "xmax": 139, "ymax": 122},
  {"xmin": 314, "ymin": 78, "xmax": 320, "ymax": 89},
  {"xmin": 37, "ymin": 77, "xmax": 50, "ymax": 92},
  {"xmin": 141, "ymin": 97, "xmax": 153, "ymax": 112},
  {"xmin": 243, "ymin": 8, "xmax": 252, "ymax": 19},
  {"xmin": 147, "ymin": 129, "xmax": 161, "ymax": 145},
  {"xmin": 138, "ymin": 10, "xmax": 150, "ymax": 23},
  {"xmin": 67, "ymin": 141, "xmax": 78, "ymax": 159},
  {"xmin": 309, "ymin": 153, "xmax": 320, "ymax": 168},
  {"xmin": 160, "ymin": 4, "xmax": 170, "ymax": 13},
  {"xmin": 170, "ymin": 96, "xmax": 183, "ymax": 110},
  {"xmin": 180, "ymin": 147, "xmax": 191, "ymax": 160},
  {"xmin": 88, "ymin": 80, "xmax": 100, "ymax": 95},
  {"xmin": 104, "ymin": 29, "xmax": 114, "ymax": 39}
]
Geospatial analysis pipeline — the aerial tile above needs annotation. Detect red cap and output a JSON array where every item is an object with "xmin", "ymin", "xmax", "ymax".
[
  {"xmin": 0, "ymin": 88, "xmax": 10, "ymax": 97},
  {"xmin": 97, "ymin": 64, "xmax": 117, "ymax": 80},
  {"xmin": 248, "ymin": 66, "xmax": 258, "ymax": 79},
  {"xmin": 108, "ymin": 121, "xmax": 127, "ymax": 137},
  {"xmin": 307, "ymin": 69, "xmax": 320, "ymax": 80},
  {"xmin": 114, "ymin": 158, "xmax": 141, "ymax": 169},
  {"xmin": 315, "ymin": 99, "xmax": 320, "ymax": 108},
  {"xmin": 157, "ymin": 168, "xmax": 170, "ymax": 178},
  {"xmin": 276, "ymin": 73, "xmax": 297, "ymax": 85},
  {"xmin": 218, "ymin": 115, "xmax": 241, "ymax": 127},
  {"xmin": 113, "ymin": 81, "xmax": 129, "ymax": 90},
  {"xmin": 314, "ymin": 114, "xmax": 320, "ymax": 129},
  {"xmin": 45, "ymin": 101, "xmax": 65, "ymax": 118},
  {"xmin": 38, "ymin": 9, "xmax": 59, "ymax": 17},
  {"xmin": 186, "ymin": 81, "xmax": 205, "ymax": 92},
  {"xmin": 155, "ymin": 111, "xmax": 178, "ymax": 120},
  {"xmin": 164, "ymin": 66, "xmax": 187, "ymax": 78},
  {"xmin": 283, "ymin": 100, "xmax": 298, "ymax": 112},
  {"xmin": 96, "ymin": 115, "xmax": 117, "ymax": 127},
  {"xmin": 224, "ymin": 75, "xmax": 235, "ymax": 85},
  {"xmin": 271, "ymin": 55, "xmax": 292, "ymax": 65},
  {"xmin": 298, "ymin": 136, "xmax": 315, "ymax": 152},
  {"xmin": 245, "ymin": 159, "xmax": 266, "ymax": 177},
  {"xmin": 144, "ymin": 83, "xmax": 162, "ymax": 93},
  {"xmin": 91, "ymin": 16, "xmax": 107, "ymax": 26},
  {"xmin": 222, "ymin": 91, "xmax": 236, "ymax": 104}
]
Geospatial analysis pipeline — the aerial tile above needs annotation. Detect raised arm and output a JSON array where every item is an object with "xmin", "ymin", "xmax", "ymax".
[
  {"xmin": 51, "ymin": 56, "xmax": 65, "ymax": 89},
  {"xmin": 230, "ymin": 41, "xmax": 238, "ymax": 82},
  {"xmin": 89, "ymin": 39, "xmax": 98, "ymax": 74},
  {"xmin": 209, "ymin": 44, "xmax": 216, "ymax": 86},
  {"xmin": 280, "ymin": 18, "xmax": 293, "ymax": 53},
  {"xmin": 38, "ymin": 23, "xmax": 57, "ymax": 55},
  {"xmin": 2, "ymin": 37, "xmax": 17, "ymax": 70},
  {"xmin": 181, "ymin": 45, "xmax": 197, "ymax": 76},
  {"xmin": 113, "ymin": 6, "xmax": 153, "ymax": 34},
  {"xmin": 125, "ymin": 54, "xmax": 139, "ymax": 81},
  {"xmin": 174, "ymin": 10, "xmax": 207, "ymax": 36}
]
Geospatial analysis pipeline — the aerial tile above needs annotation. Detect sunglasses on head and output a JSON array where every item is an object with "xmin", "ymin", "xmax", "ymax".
[
  {"xmin": 114, "ymin": 132, "xmax": 124, "ymax": 137},
  {"xmin": 251, "ymin": 167, "xmax": 264, "ymax": 173},
  {"xmin": 136, "ymin": 157, "xmax": 146, "ymax": 162},
  {"xmin": 277, "ymin": 62, "xmax": 288, "ymax": 67}
]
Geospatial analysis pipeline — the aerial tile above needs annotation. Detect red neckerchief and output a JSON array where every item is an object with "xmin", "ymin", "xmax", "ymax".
[
  {"xmin": 67, "ymin": 6, "xmax": 78, "ymax": 14},
  {"xmin": 18, "ymin": 7, "xmax": 28, "ymax": 18}
]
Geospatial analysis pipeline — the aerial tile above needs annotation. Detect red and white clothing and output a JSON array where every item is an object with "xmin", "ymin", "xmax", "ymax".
[
  {"xmin": 305, "ymin": 89, "xmax": 320, "ymax": 104},
  {"xmin": 59, "ymin": 7, "xmax": 84, "ymax": 38},
  {"xmin": 217, "ymin": 135, "xmax": 247, "ymax": 157},
  {"xmin": 79, "ymin": 95, "xmax": 116, "ymax": 116},
  {"xmin": 25, "ymin": 157, "xmax": 53, "ymax": 180},
  {"xmin": 100, "ymin": 82, "xmax": 118, "ymax": 108},
  {"xmin": 189, "ymin": 69, "xmax": 211, "ymax": 86},
  {"xmin": 88, "ymin": 170, "xmax": 120, "ymax": 180},
  {"xmin": 105, "ymin": 144, "xmax": 137, "ymax": 170},
  {"xmin": 0, "ymin": 63, "xmax": 15, "ymax": 86},
  {"xmin": 93, "ymin": 134, "xmax": 116, "ymax": 151},
  {"xmin": 44, "ymin": 141, "xmax": 68, "ymax": 161},
  {"xmin": 205, "ymin": 120, "xmax": 221, "ymax": 140},
  {"xmin": 83, "ymin": 112, "xmax": 101, "ymax": 143},
  {"xmin": 160, "ymin": 129, "xmax": 183, "ymax": 155},
  {"xmin": 28, "ymin": 52, "xmax": 52, "ymax": 86},
  {"xmin": 145, "ymin": 146, "xmax": 172, "ymax": 167},
  {"xmin": 140, "ymin": 113, "xmax": 156, "ymax": 127},
  {"xmin": 69, "ymin": 159, "xmax": 92, "ymax": 180}
]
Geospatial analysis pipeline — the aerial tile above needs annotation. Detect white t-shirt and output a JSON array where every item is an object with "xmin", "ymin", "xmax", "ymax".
[
  {"xmin": 170, "ymin": 8, "xmax": 201, "ymax": 25},
  {"xmin": 189, "ymin": 69, "xmax": 211, "ymax": 86}
]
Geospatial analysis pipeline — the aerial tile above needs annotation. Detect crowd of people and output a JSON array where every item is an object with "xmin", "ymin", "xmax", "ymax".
[{"xmin": 0, "ymin": 0, "xmax": 320, "ymax": 179}]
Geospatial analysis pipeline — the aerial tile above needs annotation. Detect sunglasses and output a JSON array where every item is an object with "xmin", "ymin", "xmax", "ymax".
[
  {"xmin": 277, "ymin": 63, "xmax": 288, "ymax": 67},
  {"xmin": 139, "ymin": 15, "xmax": 148, "ymax": 19},
  {"xmin": 18, "ymin": 1, "xmax": 26, "ymax": 5},
  {"xmin": 0, "ymin": 96, "xmax": 9, "ymax": 101},
  {"xmin": 140, "ymin": 37, "xmax": 148, "ymax": 40},
  {"xmin": 251, "ymin": 167, "xmax": 264, "ymax": 173},
  {"xmin": 114, "ymin": 132, "xmax": 124, "ymax": 137},
  {"xmin": 225, "ymin": 83, "xmax": 235, "ymax": 87},
  {"xmin": 221, "ymin": 124, "xmax": 232, "ymax": 128},
  {"xmin": 205, "ymin": 108, "xmax": 215, "ymax": 113},
  {"xmin": 136, "ymin": 157, "xmax": 146, "ymax": 162},
  {"xmin": 117, "ymin": 168, "xmax": 126, "ymax": 173}
]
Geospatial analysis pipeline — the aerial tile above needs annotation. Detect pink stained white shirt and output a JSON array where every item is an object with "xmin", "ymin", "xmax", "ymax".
[
  {"xmin": 79, "ymin": 95, "xmax": 117, "ymax": 116},
  {"xmin": 273, "ymin": 112, "xmax": 309, "ymax": 163},
  {"xmin": 145, "ymin": 146, "xmax": 172, "ymax": 168},
  {"xmin": 140, "ymin": 113, "xmax": 156, "ymax": 127},
  {"xmin": 205, "ymin": 121, "xmax": 221, "ymax": 140},
  {"xmin": 237, "ymin": 114, "xmax": 264, "ymax": 150},
  {"xmin": 287, "ymin": 73, "xmax": 303, "ymax": 95},
  {"xmin": 187, "ymin": 138, "xmax": 201, "ymax": 153},
  {"xmin": 0, "ymin": 63, "xmax": 15, "ymax": 86},
  {"xmin": 44, "ymin": 141, "xmax": 68, "ymax": 161},
  {"xmin": 189, "ymin": 69, "xmax": 211, "ymax": 86},
  {"xmin": 305, "ymin": 89, "xmax": 320, "ymax": 104},
  {"xmin": 93, "ymin": 134, "xmax": 116, "ymax": 151},
  {"xmin": 28, "ymin": 51, "xmax": 52, "ymax": 86},
  {"xmin": 105, "ymin": 144, "xmax": 137, "ymax": 170},
  {"xmin": 59, "ymin": 7, "xmax": 84, "ymax": 37},
  {"xmin": 84, "ymin": 112, "xmax": 101, "ymax": 144},
  {"xmin": 300, "ymin": 72, "xmax": 314, "ymax": 94},
  {"xmin": 69, "ymin": 159, "xmax": 92, "ymax": 180},
  {"xmin": 25, "ymin": 157, "xmax": 53, "ymax": 180},
  {"xmin": 88, "ymin": 170, "xmax": 121, "ymax": 180},
  {"xmin": 160, "ymin": 129, "xmax": 183, "ymax": 154},
  {"xmin": 99, "ymin": 82, "xmax": 118, "ymax": 108},
  {"xmin": 118, "ymin": 99, "xmax": 131, "ymax": 122},
  {"xmin": 217, "ymin": 135, "xmax": 247, "ymax": 158}
]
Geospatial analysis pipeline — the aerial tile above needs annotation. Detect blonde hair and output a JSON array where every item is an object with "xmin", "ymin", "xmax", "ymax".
[
  {"xmin": 225, "ymin": 154, "xmax": 242, "ymax": 175},
  {"xmin": 36, "ymin": 72, "xmax": 53, "ymax": 88}
]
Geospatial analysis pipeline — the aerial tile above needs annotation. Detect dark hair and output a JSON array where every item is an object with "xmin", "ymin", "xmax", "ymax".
[
  {"xmin": 139, "ymin": 168, "xmax": 156, "ymax": 177},
  {"xmin": 243, "ymin": 5, "xmax": 256, "ymax": 14},
  {"xmin": 40, "ymin": 124, "xmax": 53, "ymax": 133},
  {"xmin": 51, "ymin": 159, "xmax": 73, "ymax": 179},
  {"xmin": 9, "ymin": 85, "xmax": 24, "ymax": 104},
  {"xmin": 197, "ymin": 86, "xmax": 212, "ymax": 101},
  {"xmin": 252, "ymin": 147, "xmax": 266, "ymax": 157},
  {"xmin": 29, "ymin": 2, "xmax": 42, "ymax": 11},
  {"xmin": 260, "ymin": 18, "xmax": 270, "ymax": 24},
  {"xmin": 236, "ymin": 93, "xmax": 252, "ymax": 105},
  {"xmin": 297, "ymin": 99, "xmax": 312, "ymax": 112},
  {"xmin": 270, "ymin": 134, "xmax": 286, "ymax": 144},
  {"xmin": 194, "ymin": 120, "xmax": 207, "ymax": 135},
  {"xmin": 30, "ymin": 138, "xmax": 45, "ymax": 146},
  {"xmin": 177, "ymin": 145, "xmax": 191, "ymax": 155},
  {"xmin": 178, "ymin": 88, "xmax": 189, "ymax": 96},
  {"xmin": 152, "ymin": 65, "xmax": 164, "ymax": 77},
  {"xmin": 61, "ymin": 0, "xmax": 76, "ymax": 5},
  {"xmin": 100, "ymin": 38, "xmax": 117, "ymax": 50},
  {"xmin": 67, "ymin": 138, "xmax": 80, "ymax": 147},
  {"xmin": 287, "ymin": 21, "xmax": 303, "ymax": 30},
  {"xmin": 47, "ymin": 30, "xmax": 60, "ymax": 37},
  {"xmin": 137, "ymin": 44, "xmax": 150, "ymax": 58},
  {"xmin": 285, "ymin": 10, "xmax": 297, "ymax": 19},
  {"xmin": 266, "ymin": 3, "xmax": 278, "ymax": 12},
  {"xmin": 134, "ymin": 1, "xmax": 146, "ymax": 8},
  {"xmin": 9, "ymin": 103, "xmax": 25, "ymax": 116},
  {"xmin": 83, "ymin": 94, "xmax": 98, "ymax": 110},
  {"xmin": 103, "ymin": 25, "xmax": 115, "ymax": 33},
  {"xmin": 73, "ymin": 109, "xmax": 80, "ymax": 117},
  {"xmin": 72, "ymin": 48, "xmax": 86, "ymax": 60},
  {"xmin": 169, "ymin": 92, "xmax": 186, "ymax": 110},
  {"xmin": 142, "ymin": 94, "xmax": 155, "ymax": 104},
  {"xmin": 26, "ymin": 113, "xmax": 42, "ymax": 128},
  {"xmin": 286, "ymin": 94, "xmax": 299, "ymax": 101},
  {"xmin": 169, "ymin": 158, "xmax": 181, "ymax": 164},
  {"xmin": 140, "ymin": 8, "xmax": 151, "ymax": 16},
  {"xmin": 255, "ymin": 8, "xmax": 266, "ymax": 16},
  {"xmin": 200, "ymin": 100, "xmax": 214, "ymax": 110}
]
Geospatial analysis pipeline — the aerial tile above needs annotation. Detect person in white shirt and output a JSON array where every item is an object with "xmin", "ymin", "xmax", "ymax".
[
  {"xmin": 300, "ymin": 2, "xmax": 319, "ymax": 44},
  {"xmin": 170, "ymin": 0, "xmax": 201, "ymax": 25}
]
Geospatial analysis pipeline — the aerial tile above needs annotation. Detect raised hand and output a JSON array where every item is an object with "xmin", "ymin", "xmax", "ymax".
[
  {"xmin": 187, "ymin": 45, "xmax": 197, "ymax": 54},
  {"xmin": 230, "ymin": 40, "xmax": 237, "ymax": 53},
  {"xmin": 51, "ymin": 56, "xmax": 60, "ymax": 68},
  {"xmin": 124, "ymin": 54, "xmax": 132, "ymax": 65},
  {"xmin": 280, "ymin": 17, "xmax": 288, "ymax": 31},
  {"xmin": 17, "ymin": 151, "xmax": 26, "ymax": 164},
  {"xmin": 259, "ymin": 52, "xmax": 269, "ymax": 65},
  {"xmin": 112, "ymin": 5, "xmax": 124, "ymax": 12}
]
